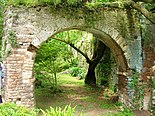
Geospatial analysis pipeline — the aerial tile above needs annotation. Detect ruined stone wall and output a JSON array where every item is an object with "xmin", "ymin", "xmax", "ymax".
[
  {"xmin": 141, "ymin": 22, "xmax": 155, "ymax": 111},
  {"xmin": 141, "ymin": 23, "xmax": 155, "ymax": 82},
  {"xmin": 2, "ymin": 6, "xmax": 143, "ymax": 108}
]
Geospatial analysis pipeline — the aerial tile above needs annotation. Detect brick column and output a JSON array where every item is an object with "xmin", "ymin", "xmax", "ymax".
[{"xmin": 4, "ymin": 47, "xmax": 36, "ymax": 108}]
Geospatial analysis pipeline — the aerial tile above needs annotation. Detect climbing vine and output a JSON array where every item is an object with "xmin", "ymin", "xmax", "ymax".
[
  {"xmin": 96, "ymin": 48, "xmax": 116, "ymax": 88},
  {"xmin": 8, "ymin": 30, "xmax": 19, "ymax": 48},
  {"xmin": 128, "ymin": 70, "xmax": 146, "ymax": 110}
]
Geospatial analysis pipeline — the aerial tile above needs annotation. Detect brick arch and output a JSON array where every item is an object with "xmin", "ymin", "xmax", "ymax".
[
  {"xmin": 36, "ymin": 27, "xmax": 129, "ymax": 106},
  {"xmin": 3, "ymin": 6, "xmax": 143, "ymax": 108}
]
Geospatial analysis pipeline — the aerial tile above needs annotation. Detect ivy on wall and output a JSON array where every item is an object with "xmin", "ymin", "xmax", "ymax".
[
  {"xmin": 96, "ymin": 48, "xmax": 116, "ymax": 87},
  {"xmin": 8, "ymin": 30, "xmax": 19, "ymax": 48},
  {"xmin": 6, "ymin": 0, "xmax": 113, "ymax": 7}
]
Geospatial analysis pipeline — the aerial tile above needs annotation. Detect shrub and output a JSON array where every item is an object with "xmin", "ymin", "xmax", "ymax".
[
  {"xmin": 70, "ymin": 67, "xmax": 86, "ymax": 78},
  {"xmin": 0, "ymin": 102, "xmax": 37, "ymax": 116},
  {"xmin": 41, "ymin": 105, "xmax": 76, "ymax": 116}
]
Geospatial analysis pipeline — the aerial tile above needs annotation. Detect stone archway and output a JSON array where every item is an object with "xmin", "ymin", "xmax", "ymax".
[{"xmin": 2, "ymin": 6, "xmax": 143, "ymax": 108}]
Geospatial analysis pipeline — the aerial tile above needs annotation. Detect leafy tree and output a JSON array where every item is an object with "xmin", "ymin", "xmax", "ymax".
[
  {"xmin": 34, "ymin": 39, "xmax": 73, "ymax": 88},
  {"xmin": 84, "ymin": 38, "xmax": 106, "ymax": 86},
  {"xmin": 52, "ymin": 31, "xmax": 107, "ymax": 86}
]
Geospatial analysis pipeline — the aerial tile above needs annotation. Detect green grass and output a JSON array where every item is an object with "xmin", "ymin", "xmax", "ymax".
[
  {"xmin": 99, "ymin": 102, "xmax": 117, "ymax": 109},
  {"xmin": 104, "ymin": 109, "xmax": 135, "ymax": 116},
  {"xmin": 35, "ymin": 74, "xmax": 84, "ymax": 110},
  {"xmin": 80, "ymin": 96, "xmax": 95, "ymax": 102},
  {"xmin": 35, "ymin": 73, "xmax": 135, "ymax": 115},
  {"xmin": 57, "ymin": 74, "xmax": 84, "ymax": 86}
]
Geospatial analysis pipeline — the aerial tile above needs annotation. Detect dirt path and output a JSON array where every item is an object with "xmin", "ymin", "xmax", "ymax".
[
  {"xmin": 36, "ymin": 83, "xmax": 120, "ymax": 116},
  {"xmin": 35, "ymin": 75, "xmax": 151, "ymax": 116},
  {"xmin": 61, "ymin": 85, "xmax": 119, "ymax": 116}
]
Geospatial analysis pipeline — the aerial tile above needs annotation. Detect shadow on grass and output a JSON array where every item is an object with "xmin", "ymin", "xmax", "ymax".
[{"xmin": 35, "ymin": 74, "xmax": 121, "ymax": 115}]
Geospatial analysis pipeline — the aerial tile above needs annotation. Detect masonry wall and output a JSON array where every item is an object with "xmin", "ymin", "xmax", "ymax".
[
  {"xmin": 2, "ymin": 6, "xmax": 143, "ymax": 108},
  {"xmin": 141, "ymin": 22, "xmax": 155, "ymax": 110},
  {"xmin": 142, "ymin": 23, "xmax": 155, "ymax": 81}
]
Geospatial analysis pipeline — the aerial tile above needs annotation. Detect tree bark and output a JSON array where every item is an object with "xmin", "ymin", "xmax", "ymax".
[{"xmin": 85, "ymin": 38, "xmax": 107, "ymax": 86}]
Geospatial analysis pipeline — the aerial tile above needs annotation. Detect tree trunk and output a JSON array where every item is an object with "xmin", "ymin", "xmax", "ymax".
[
  {"xmin": 52, "ymin": 35, "xmax": 107, "ymax": 86},
  {"xmin": 85, "ymin": 38, "xmax": 107, "ymax": 86},
  {"xmin": 85, "ymin": 63, "xmax": 96, "ymax": 86}
]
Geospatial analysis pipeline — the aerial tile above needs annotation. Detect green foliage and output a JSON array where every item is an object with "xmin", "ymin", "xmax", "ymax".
[
  {"xmin": 54, "ymin": 30, "xmax": 84, "ymax": 44},
  {"xmin": 118, "ymin": 108, "xmax": 135, "ymax": 116},
  {"xmin": 145, "ymin": 3, "xmax": 155, "ymax": 11},
  {"xmin": 99, "ymin": 102, "xmax": 118, "ymax": 109},
  {"xmin": 39, "ymin": 0, "xmax": 62, "ymax": 6},
  {"xmin": 150, "ymin": 76, "xmax": 155, "ymax": 115},
  {"xmin": 105, "ymin": 108, "xmax": 134, "ymax": 116},
  {"xmin": 0, "ymin": 102, "xmax": 77, "ymax": 116},
  {"xmin": 67, "ymin": 0, "xmax": 82, "ymax": 5},
  {"xmin": 96, "ymin": 48, "xmax": 114, "ymax": 87},
  {"xmin": 128, "ymin": 70, "xmax": 146, "ymax": 109},
  {"xmin": 6, "ymin": 0, "xmax": 79, "ymax": 6},
  {"xmin": 35, "ymin": 39, "xmax": 67, "ymax": 75},
  {"xmin": 70, "ymin": 67, "xmax": 86, "ymax": 78},
  {"xmin": 96, "ymin": 0, "xmax": 111, "ymax": 2},
  {"xmin": 8, "ymin": 30, "xmax": 19, "ymax": 48},
  {"xmin": 0, "ymin": 102, "xmax": 37, "ymax": 116},
  {"xmin": 41, "ymin": 105, "xmax": 76, "ymax": 116},
  {"xmin": 5, "ymin": 0, "xmax": 116, "ymax": 7},
  {"xmin": 34, "ymin": 30, "xmax": 89, "ymax": 88}
]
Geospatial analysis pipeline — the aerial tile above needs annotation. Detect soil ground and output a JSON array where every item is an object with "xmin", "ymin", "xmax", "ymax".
[{"xmin": 35, "ymin": 74, "xmax": 151, "ymax": 116}]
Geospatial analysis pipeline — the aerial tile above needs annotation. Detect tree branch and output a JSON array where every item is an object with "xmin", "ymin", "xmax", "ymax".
[
  {"xmin": 129, "ymin": 0, "xmax": 155, "ymax": 24},
  {"xmin": 52, "ymin": 37, "xmax": 92, "ymax": 64},
  {"xmin": 133, "ymin": 0, "xmax": 155, "ymax": 3}
]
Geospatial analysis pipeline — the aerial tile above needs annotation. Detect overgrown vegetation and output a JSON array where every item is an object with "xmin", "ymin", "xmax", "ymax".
[
  {"xmin": 8, "ymin": 30, "xmax": 19, "ymax": 48},
  {"xmin": 70, "ymin": 67, "xmax": 86, "ymax": 79},
  {"xmin": 0, "ymin": 96, "xmax": 135, "ymax": 116},
  {"xmin": 0, "ymin": 103, "xmax": 38, "ymax": 116},
  {"xmin": 34, "ymin": 30, "xmax": 90, "ymax": 90},
  {"xmin": 0, "ymin": 102, "xmax": 77, "ymax": 116},
  {"xmin": 105, "ymin": 108, "xmax": 135, "ymax": 116},
  {"xmin": 6, "ymin": 0, "xmax": 113, "ymax": 7},
  {"xmin": 41, "ymin": 105, "xmax": 77, "ymax": 116},
  {"xmin": 35, "ymin": 74, "xmax": 134, "ymax": 115},
  {"xmin": 96, "ymin": 48, "xmax": 116, "ymax": 88},
  {"xmin": 128, "ymin": 69, "xmax": 146, "ymax": 110}
]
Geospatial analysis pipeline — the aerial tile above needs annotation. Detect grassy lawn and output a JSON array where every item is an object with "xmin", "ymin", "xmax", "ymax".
[{"xmin": 35, "ymin": 74, "xmax": 134, "ymax": 116}]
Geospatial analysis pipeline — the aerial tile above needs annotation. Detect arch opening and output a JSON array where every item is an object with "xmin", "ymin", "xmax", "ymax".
[
  {"xmin": 33, "ymin": 28, "xmax": 129, "ymax": 110},
  {"xmin": 42, "ymin": 27, "xmax": 129, "ymax": 73}
]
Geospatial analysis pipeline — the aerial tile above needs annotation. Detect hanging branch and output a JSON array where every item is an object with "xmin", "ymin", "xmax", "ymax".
[
  {"xmin": 133, "ymin": 0, "xmax": 155, "ymax": 3},
  {"xmin": 52, "ymin": 37, "xmax": 92, "ymax": 64},
  {"xmin": 129, "ymin": 0, "xmax": 155, "ymax": 24}
]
